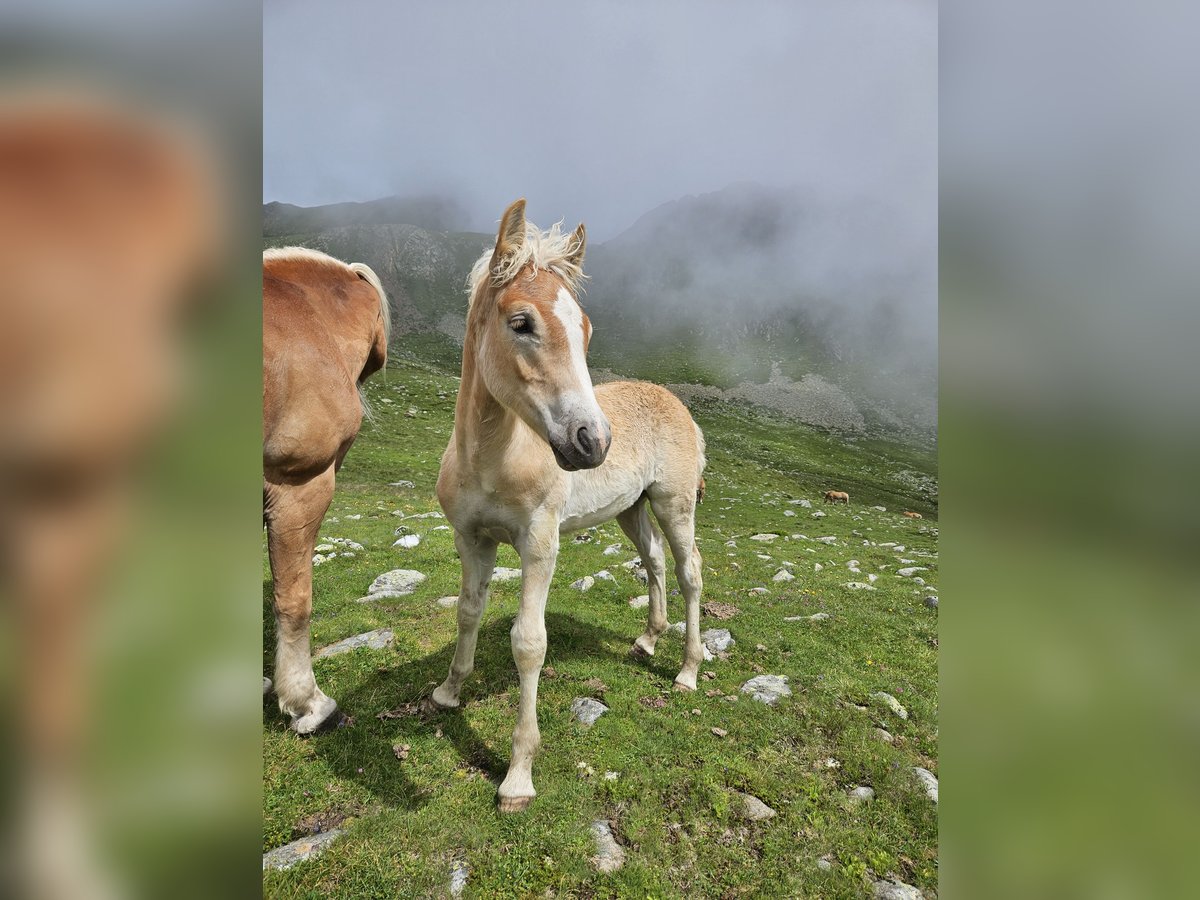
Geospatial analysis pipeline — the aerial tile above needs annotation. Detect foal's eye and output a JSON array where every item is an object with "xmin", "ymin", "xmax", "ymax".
[{"xmin": 510, "ymin": 315, "xmax": 533, "ymax": 335}]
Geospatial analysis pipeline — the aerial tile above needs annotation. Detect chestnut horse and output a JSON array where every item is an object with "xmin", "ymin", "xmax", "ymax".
[
  {"xmin": 431, "ymin": 200, "xmax": 707, "ymax": 812},
  {"xmin": 263, "ymin": 247, "xmax": 389, "ymax": 732},
  {"xmin": 824, "ymin": 490, "xmax": 850, "ymax": 504}
]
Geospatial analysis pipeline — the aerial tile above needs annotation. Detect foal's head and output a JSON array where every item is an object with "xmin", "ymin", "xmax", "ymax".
[{"xmin": 468, "ymin": 199, "xmax": 611, "ymax": 470}]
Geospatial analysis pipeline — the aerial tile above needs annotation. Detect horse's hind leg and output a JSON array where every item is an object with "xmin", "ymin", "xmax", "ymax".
[
  {"xmin": 617, "ymin": 498, "xmax": 668, "ymax": 658},
  {"xmin": 649, "ymin": 492, "xmax": 704, "ymax": 691},
  {"xmin": 432, "ymin": 530, "xmax": 498, "ymax": 708},
  {"xmin": 265, "ymin": 465, "xmax": 338, "ymax": 733}
]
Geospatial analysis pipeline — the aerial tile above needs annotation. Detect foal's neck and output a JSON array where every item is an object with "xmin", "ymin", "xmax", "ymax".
[{"xmin": 454, "ymin": 340, "xmax": 529, "ymax": 473}]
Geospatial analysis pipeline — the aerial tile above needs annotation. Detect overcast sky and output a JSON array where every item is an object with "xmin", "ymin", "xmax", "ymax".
[{"xmin": 264, "ymin": 0, "xmax": 935, "ymax": 242}]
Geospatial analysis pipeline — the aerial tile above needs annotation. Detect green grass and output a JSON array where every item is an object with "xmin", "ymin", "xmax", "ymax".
[{"xmin": 263, "ymin": 358, "xmax": 938, "ymax": 898}]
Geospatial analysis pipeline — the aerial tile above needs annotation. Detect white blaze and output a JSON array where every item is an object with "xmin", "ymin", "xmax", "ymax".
[{"xmin": 553, "ymin": 286, "xmax": 601, "ymax": 415}]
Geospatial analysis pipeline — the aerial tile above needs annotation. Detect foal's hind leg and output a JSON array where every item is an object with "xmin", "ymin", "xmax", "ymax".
[
  {"xmin": 265, "ymin": 466, "xmax": 338, "ymax": 733},
  {"xmin": 649, "ymin": 493, "xmax": 705, "ymax": 691},
  {"xmin": 617, "ymin": 498, "xmax": 668, "ymax": 658},
  {"xmin": 432, "ymin": 530, "xmax": 498, "ymax": 709}
]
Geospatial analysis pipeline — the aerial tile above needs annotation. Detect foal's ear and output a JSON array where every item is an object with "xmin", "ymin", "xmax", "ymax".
[
  {"xmin": 490, "ymin": 198, "xmax": 527, "ymax": 274},
  {"xmin": 567, "ymin": 222, "xmax": 587, "ymax": 268}
]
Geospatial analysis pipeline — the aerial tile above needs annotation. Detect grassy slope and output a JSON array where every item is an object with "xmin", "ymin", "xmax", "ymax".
[{"xmin": 263, "ymin": 357, "xmax": 938, "ymax": 899}]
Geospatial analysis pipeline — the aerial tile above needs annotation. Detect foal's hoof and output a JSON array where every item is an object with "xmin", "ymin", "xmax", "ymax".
[
  {"xmin": 497, "ymin": 795, "xmax": 533, "ymax": 814},
  {"xmin": 629, "ymin": 641, "xmax": 653, "ymax": 660},
  {"xmin": 292, "ymin": 701, "xmax": 340, "ymax": 735},
  {"xmin": 672, "ymin": 676, "xmax": 698, "ymax": 693}
]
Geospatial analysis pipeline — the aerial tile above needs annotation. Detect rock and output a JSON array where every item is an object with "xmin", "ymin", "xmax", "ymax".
[
  {"xmin": 571, "ymin": 697, "xmax": 609, "ymax": 726},
  {"xmin": 262, "ymin": 830, "xmax": 343, "ymax": 871},
  {"xmin": 703, "ymin": 601, "xmax": 739, "ymax": 620},
  {"xmin": 896, "ymin": 567, "xmax": 928, "ymax": 577},
  {"xmin": 816, "ymin": 536, "xmax": 838, "ymax": 544},
  {"xmin": 620, "ymin": 557, "xmax": 642, "ymax": 569},
  {"xmin": 263, "ymin": 677, "xmax": 273, "ymax": 696},
  {"xmin": 701, "ymin": 628, "xmax": 735, "ymax": 653},
  {"xmin": 873, "ymin": 878, "xmax": 925, "ymax": 899},
  {"xmin": 924, "ymin": 595, "xmax": 938, "ymax": 609},
  {"xmin": 912, "ymin": 766, "xmax": 938, "ymax": 803},
  {"xmin": 402, "ymin": 510, "xmax": 444, "ymax": 520},
  {"xmin": 571, "ymin": 576, "xmax": 595, "ymax": 592},
  {"xmin": 813, "ymin": 562, "xmax": 823, "ymax": 572},
  {"xmin": 874, "ymin": 727, "xmax": 895, "ymax": 743},
  {"xmin": 312, "ymin": 553, "xmax": 331, "ymax": 567},
  {"xmin": 491, "ymin": 566, "xmax": 522, "ymax": 582},
  {"xmin": 784, "ymin": 612, "xmax": 829, "ymax": 622},
  {"xmin": 794, "ymin": 499, "xmax": 813, "ymax": 508},
  {"xmin": 867, "ymin": 573, "xmax": 878, "ymax": 582},
  {"xmin": 740, "ymin": 674, "xmax": 791, "ymax": 705},
  {"xmin": 389, "ymin": 480, "xmax": 415, "ymax": 488},
  {"xmin": 783, "ymin": 509, "xmax": 796, "ymax": 517},
  {"xmin": 436, "ymin": 595, "xmax": 459, "ymax": 608},
  {"xmin": 629, "ymin": 594, "xmax": 649, "ymax": 609},
  {"xmin": 594, "ymin": 569, "xmax": 615, "ymax": 582},
  {"xmin": 711, "ymin": 727, "xmax": 728, "ymax": 738},
  {"xmin": 360, "ymin": 569, "xmax": 426, "ymax": 600},
  {"xmin": 732, "ymin": 791, "xmax": 776, "ymax": 821},
  {"xmin": 667, "ymin": 621, "xmax": 685, "ymax": 635},
  {"xmin": 590, "ymin": 820, "xmax": 625, "ymax": 873},
  {"xmin": 870, "ymin": 691, "xmax": 909, "ymax": 720},
  {"xmin": 314, "ymin": 628, "xmax": 394, "ymax": 659},
  {"xmin": 405, "ymin": 407, "xmax": 418, "ymax": 417},
  {"xmin": 314, "ymin": 543, "xmax": 334, "ymax": 552},
  {"xmin": 847, "ymin": 785, "xmax": 875, "ymax": 806},
  {"xmin": 772, "ymin": 569, "xmax": 795, "ymax": 583},
  {"xmin": 811, "ymin": 510, "xmax": 827, "ymax": 518},
  {"xmin": 392, "ymin": 534, "xmax": 420, "ymax": 549},
  {"xmin": 603, "ymin": 543, "xmax": 622, "ymax": 555},
  {"xmin": 749, "ymin": 534, "xmax": 778, "ymax": 543},
  {"xmin": 844, "ymin": 582, "xmax": 876, "ymax": 591},
  {"xmin": 748, "ymin": 586, "xmax": 769, "ymax": 595},
  {"xmin": 449, "ymin": 860, "xmax": 469, "ymax": 897},
  {"xmin": 872, "ymin": 505, "xmax": 887, "ymax": 512},
  {"xmin": 817, "ymin": 856, "xmax": 834, "ymax": 871}
]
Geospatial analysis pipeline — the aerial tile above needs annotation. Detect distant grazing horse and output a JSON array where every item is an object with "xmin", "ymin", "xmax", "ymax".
[
  {"xmin": 824, "ymin": 490, "xmax": 850, "ymax": 504},
  {"xmin": 431, "ymin": 200, "xmax": 707, "ymax": 812},
  {"xmin": 903, "ymin": 511, "xmax": 923, "ymax": 519},
  {"xmin": 263, "ymin": 247, "xmax": 390, "ymax": 732}
]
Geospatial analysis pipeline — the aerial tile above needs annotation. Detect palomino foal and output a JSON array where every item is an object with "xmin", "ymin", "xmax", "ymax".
[
  {"xmin": 263, "ymin": 247, "xmax": 390, "ymax": 732},
  {"xmin": 432, "ymin": 200, "xmax": 707, "ymax": 811}
]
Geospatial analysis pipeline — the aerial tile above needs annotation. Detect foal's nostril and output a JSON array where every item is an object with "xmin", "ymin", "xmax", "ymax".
[{"xmin": 575, "ymin": 425, "xmax": 593, "ymax": 455}]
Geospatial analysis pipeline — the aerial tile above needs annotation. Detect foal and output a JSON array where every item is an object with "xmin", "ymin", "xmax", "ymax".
[
  {"xmin": 263, "ymin": 247, "xmax": 390, "ymax": 732},
  {"xmin": 432, "ymin": 200, "xmax": 707, "ymax": 811}
]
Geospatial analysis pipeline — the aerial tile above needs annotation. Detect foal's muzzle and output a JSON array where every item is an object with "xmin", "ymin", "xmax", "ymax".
[{"xmin": 549, "ymin": 417, "xmax": 611, "ymax": 471}]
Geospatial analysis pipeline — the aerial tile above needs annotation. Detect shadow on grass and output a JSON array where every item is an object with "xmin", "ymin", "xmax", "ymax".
[{"xmin": 264, "ymin": 609, "xmax": 674, "ymax": 814}]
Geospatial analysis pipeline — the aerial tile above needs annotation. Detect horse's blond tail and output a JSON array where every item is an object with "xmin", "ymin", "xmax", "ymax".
[
  {"xmin": 347, "ymin": 261, "xmax": 389, "ymax": 422},
  {"xmin": 693, "ymin": 420, "xmax": 707, "ymax": 503}
]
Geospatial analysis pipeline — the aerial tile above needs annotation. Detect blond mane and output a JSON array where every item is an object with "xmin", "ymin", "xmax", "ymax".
[{"xmin": 467, "ymin": 219, "xmax": 587, "ymax": 308}]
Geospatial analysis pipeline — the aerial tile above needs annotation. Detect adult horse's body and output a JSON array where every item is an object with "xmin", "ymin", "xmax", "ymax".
[
  {"xmin": 263, "ymin": 247, "xmax": 389, "ymax": 732},
  {"xmin": 431, "ymin": 200, "xmax": 707, "ymax": 812},
  {"xmin": 824, "ymin": 490, "xmax": 850, "ymax": 504}
]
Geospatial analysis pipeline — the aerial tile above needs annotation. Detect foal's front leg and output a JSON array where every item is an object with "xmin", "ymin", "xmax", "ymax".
[
  {"xmin": 497, "ymin": 519, "xmax": 559, "ymax": 813},
  {"xmin": 432, "ymin": 530, "xmax": 498, "ymax": 708}
]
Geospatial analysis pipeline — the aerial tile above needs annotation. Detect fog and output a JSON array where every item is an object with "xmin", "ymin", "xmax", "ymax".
[{"xmin": 265, "ymin": 0, "xmax": 937, "ymax": 400}]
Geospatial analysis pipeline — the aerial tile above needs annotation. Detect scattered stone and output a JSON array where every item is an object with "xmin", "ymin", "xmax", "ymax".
[
  {"xmin": 874, "ymin": 728, "xmax": 895, "ymax": 744},
  {"xmin": 571, "ymin": 697, "xmax": 609, "ymax": 726},
  {"xmin": 361, "ymin": 569, "xmax": 426, "ymax": 600},
  {"xmin": 701, "ymin": 628, "xmax": 735, "ymax": 654},
  {"xmin": 817, "ymin": 855, "xmax": 834, "ymax": 871},
  {"xmin": 896, "ymin": 567, "xmax": 928, "ymax": 577},
  {"xmin": 314, "ymin": 628, "xmax": 394, "ymax": 659},
  {"xmin": 691, "ymin": 708, "xmax": 701, "ymax": 716},
  {"xmin": 393, "ymin": 742, "xmax": 411, "ymax": 760},
  {"xmin": 405, "ymin": 407, "xmax": 418, "ymax": 417},
  {"xmin": 816, "ymin": 536, "xmax": 838, "ymax": 544},
  {"xmin": 389, "ymin": 480, "xmax": 415, "ymax": 488},
  {"xmin": 740, "ymin": 674, "xmax": 791, "ymax": 705},
  {"xmin": 772, "ymin": 569, "xmax": 795, "ymax": 583},
  {"xmin": 392, "ymin": 534, "xmax": 420, "ymax": 549},
  {"xmin": 571, "ymin": 576, "xmax": 595, "ymax": 592},
  {"xmin": 604, "ymin": 771, "xmax": 619, "ymax": 781},
  {"xmin": 263, "ymin": 830, "xmax": 343, "ymax": 871},
  {"xmin": 603, "ymin": 543, "xmax": 622, "ymax": 555},
  {"xmin": 402, "ymin": 511, "xmax": 444, "ymax": 520},
  {"xmin": 345, "ymin": 514, "xmax": 362, "ymax": 520},
  {"xmin": 924, "ymin": 595, "xmax": 938, "ymax": 609},
  {"xmin": 794, "ymin": 498, "xmax": 813, "ymax": 508},
  {"xmin": 590, "ymin": 820, "xmax": 625, "ymax": 874},
  {"xmin": 583, "ymin": 677, "xmax": 608, "ymax": 694},
  {"xmin": 449, "ymin": 860, "xmax": 469, "ymax": 897},
  {"xmin": 702, "ymin": 601, "xmax": 739, "ymax": 620},
  {"xmin": 784, "ymin": 509, "xmax": 796, "ymax": 517},
  {"xmin": 847, "ymin": 785, "xmax": 875, "ymax": 806},
  {"xmin": 870, "ymin": 692, "xmax": 909, "ymax": 720},
  {"xmin": 912, "ymin": 767, "xmax": 938, "ymax": 803},
  {"xmin": 593, "ymin": 569, "xmax": 615, "ymax": 582},
  {"xmin": 872, "ymin": 505, "xmax": 887, "ymax": 512},
  {"xmin": 436, "ymin": 595, "xmax": 459, "ymax": 608},
  {"xmin": 867, "ymin": 573, "xmax": 879, "ymax": 583},
  {"xmin": 620, "ymin": 557, "xmax": 642, "ymax": 569},
  {"xmin": 491, "ymin": 567, "xmax": 522, "ymax": 582},
  {"xmin": 873, "ymin": 878, "xmax": 925, "ymax": 899},
  {"xmin": 629, "ymin": 594, "xmax": 649, "ymax": 609},
  {"xmin": 784, "ymin": 612, "xmax": 829, "ymax": 623},
  {"xmin": 732, "ymin": 791, "xmax": 776, "ymax": 821},
  {"xmin": 748, "ymin": 587, "xmax": 769, "ymax": 595},
  {"xmin": 845, "ymin": 582, "xmax": 876, "ymax": 591},
  {"xmin": 813, "ymin": 562, "xmax": 823, "ymax": 572},
  {"xmin": 811, "ymin": 510, "xmax": 827, "ymax": 518},
  {"xmin": 749, "ymin": 534, "xmax": 778, "ymax": 543},
  {"xmin": 711, "ymin": 727, "xmax": 728, "ymax": 738},
  {"xmin": 666, "ymin": 621, "xmax": 685, "ymax": 635}
]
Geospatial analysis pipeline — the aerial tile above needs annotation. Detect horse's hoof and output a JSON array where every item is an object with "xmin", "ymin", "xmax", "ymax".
[
  {"xmin": 421, "ymin": 696, "xmax": 452, "ymax": 715},
  {"xmin": 292, "ymin": 701, "xmax": 340, "ymax": 735},
  {"xmin": 429, "ymin": 685, "xmax": 460, "ymax": 710},
  {"xmin": 497, "ymin": 795, "xmax": 533, "ymax": 814},
  {"xmin": 672, "ymin": 677, "xmax": 697, "ymax": 693},
  {"xmin": 629, "ymin": 641, "xmax": 653, "ymax": 659}
]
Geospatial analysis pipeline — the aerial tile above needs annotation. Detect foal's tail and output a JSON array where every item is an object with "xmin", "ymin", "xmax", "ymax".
[
  {"xmin": 348, "ymin": 261, "xmax": 391, "ymax": 346},
  {"xmin": 693, "ymin": 420, "xmax": 707, "ymax": 503}
]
